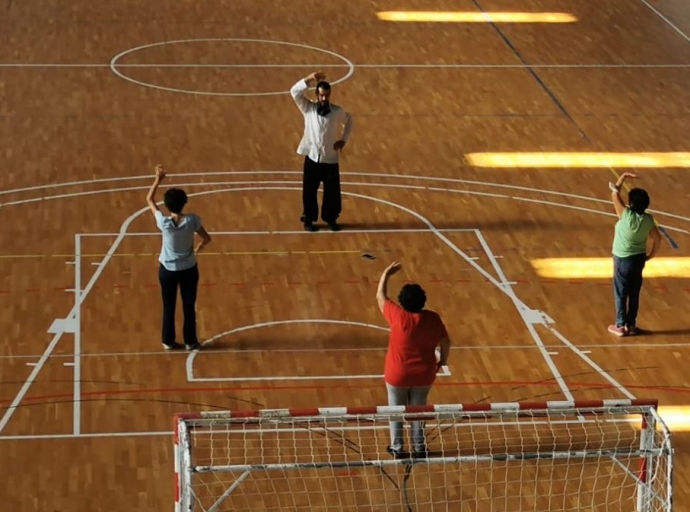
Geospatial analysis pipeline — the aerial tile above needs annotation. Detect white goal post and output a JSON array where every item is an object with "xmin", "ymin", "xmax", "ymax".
[{"xmin": 173, "ymin": 399, "xmax": 672, "ymax": 512}]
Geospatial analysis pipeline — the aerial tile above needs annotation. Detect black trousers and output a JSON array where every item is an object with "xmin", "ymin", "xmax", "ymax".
[
  {"xmin": 302, "ymin": 156, "xmax": 341, "ymax": 223},
  {"xmin": 613, "ymin": 254, "xmax": 647, "ymax": 328},
  {"xmin": 159, "ymin": 263, "xmax": 199, "ymax": 346}
]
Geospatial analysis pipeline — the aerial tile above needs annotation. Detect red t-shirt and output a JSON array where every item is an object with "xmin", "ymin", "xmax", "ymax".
[{"xmin": 383, "ymin": 299, "xmax": 448, "ymax": 387}]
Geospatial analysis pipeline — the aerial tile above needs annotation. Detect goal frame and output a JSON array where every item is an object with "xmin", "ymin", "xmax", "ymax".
[{"xmin": 173, "ymin": 398, "xmax": 673, "ymax": 512}]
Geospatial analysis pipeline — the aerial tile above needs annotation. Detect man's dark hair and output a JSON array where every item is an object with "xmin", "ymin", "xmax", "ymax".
[
  {"xmin": 398, "ymin": 283, "xmax": 427, "ymax": 313},
  {"xmin": 163, "ymin": 188, "xmax": 188, "ymax": 214},
  {"xmin": 628, "ymin": 188, "xmax": 650, "ymax": 214},
  {"xmin": 316, "ymin": 81, "xmax": 331, "ymax": 92}
]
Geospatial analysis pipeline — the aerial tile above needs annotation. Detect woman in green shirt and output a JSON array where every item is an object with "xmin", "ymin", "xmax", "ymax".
[{"xmin": 608, "ymin": 173, "xmax": 661, "ymax": 336}]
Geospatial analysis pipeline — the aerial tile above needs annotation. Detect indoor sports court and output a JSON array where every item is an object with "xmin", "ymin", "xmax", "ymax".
[{"xmin": 1, "ymin": 0, "xmax": 689, "ymax": 511}]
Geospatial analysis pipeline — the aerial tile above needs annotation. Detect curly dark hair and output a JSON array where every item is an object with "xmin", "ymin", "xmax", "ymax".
[
  {"xmin": 398, "ymin": 283, "xmax": 427, "ymax": 313},
  {"xmin": 163, "ymin": 188, "xmax": 188, "ymax": 214}
]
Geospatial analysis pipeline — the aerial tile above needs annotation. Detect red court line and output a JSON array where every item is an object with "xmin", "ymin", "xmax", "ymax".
[
  {"xmin": 1, "ymin": 280, "xmax": 687, "ymax": 295},
  {"xmin": 2, "ymin": 379, "xmax": 687, "ymax": 407}
]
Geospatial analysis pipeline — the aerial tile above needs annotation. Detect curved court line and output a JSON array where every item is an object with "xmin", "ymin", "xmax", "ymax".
[
  {"xmin": 126, "ymin": 185, "xmax": 576, "ymax": 397},
  {"xmin": 0, "ymin": 185, "xmax": 465, "ymax": 431},
  {"xmin": 1, "ymin": 170, "xmax": 687, "ymax": 227},
  {"xmin": 0, "ymin": 182, "xmax": 644, "ymax": 431},
  {"xmin": 109, "ymin": 38, "xmax": 356, "ymax": 96},
  {"xmin": 187, "ymin": 319, "xmax": 389, "ymax": 382},
  {"xmin": 2, "ymin": 178, "xmax": 687, "ymax": 236},
  {"xmin": 101, "ymin": 186, "xmax": 573, "ymax": 397}
]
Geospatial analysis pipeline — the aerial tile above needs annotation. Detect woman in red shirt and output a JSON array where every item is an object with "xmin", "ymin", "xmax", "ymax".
[{"xmin": 376, "ymin": 262, "xmax": 451, "ymax": 458}]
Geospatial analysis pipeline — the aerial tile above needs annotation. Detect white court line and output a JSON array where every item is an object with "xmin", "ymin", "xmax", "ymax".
[
  {"xmin": 0, "ymin": 417, "xmax": 640, "ymax": 441},
  {"xmin": 0, "ymin": 205, "xmax": 150, "ymax": 435},
  {"xmin": 426, "ymin": 186, "xmax": 509, "ymax": 200},
  {"xmin": 80, "ymin": 228, "xmax": 479, "ymax": 237},
  {"xmin": 0, "ymin": 177, "xmax": 676, "ymax": 435},
  {"xmin": 188, "ymin": 372, "xmax": 452, "ymax": 383},
  {"xmin": 1, "ymin": 62, "xmax": 689, "ymax": 68},
  {"xmin": 4, "ymin": 187, "xmax": 473, "ymax": 433},
  {"xmin": 1, "ymin": 342, "xmax": 687, "ymax": 361},
  {"xmin": 0, "ymin": 332, "xmax": 64, "ymax": 433},
  {"xmin": 1, "ymin": 169, "xmax": 688, "ymax": 227},
  {"xmin": 474, "ymin": 229, "xmax": 637, "ymax": 401},
  {"xmin": 638, "ymin": 0, "xmax": 690, "ymax": 45},
  {"xmin": 1, "ymin": 175, "xmax": 687, "ymax": 234},
  {"xmin": 0, "ymin": 431, "xmax": 174, "ymax": 440},
  {"xmin": 0, "ymin": 170, "xmax": 665, "ymax": 213},
  {"xmin": 473, "ymin": 230, "xmax": 574, "ymax": 401},
  {"xmin": 544, "ymin": 324, "xmax": 636, "ymax": 400},
  {"xmin": 109, "ymin": 38, "xmax": 357, "ymax": 97},
  {"xmin": 187, "ymin": 318, "xmax": 450, "ymax": 383},
  {"xmin": 513, "ymin": 196, "xmax": 617, "ymax": 220},
  {"xmin": 73, "ymin": 234, "xmax": 82, "ymax": 435}
]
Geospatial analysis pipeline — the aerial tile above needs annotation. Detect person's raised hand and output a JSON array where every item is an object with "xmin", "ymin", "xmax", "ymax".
[
  {"xmin": 154, "ymin": 164, "xmax": 167, "ymax": 181},
  {"xmin": 385, "ymin": 262, "xmax": 402, "ymax": 276}
]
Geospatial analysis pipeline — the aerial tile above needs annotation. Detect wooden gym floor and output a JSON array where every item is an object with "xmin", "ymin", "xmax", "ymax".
[{"xmin": 1, "ymin": 0, "xmax": 690, "ymax": 510}]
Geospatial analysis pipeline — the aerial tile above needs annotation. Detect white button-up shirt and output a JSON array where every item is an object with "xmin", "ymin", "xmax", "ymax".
[{"xmin": 290, "ymin": 79, "xmax": 353, "ymax": 164}]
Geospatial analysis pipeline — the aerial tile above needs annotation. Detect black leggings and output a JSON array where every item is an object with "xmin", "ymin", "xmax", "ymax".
[{"xmin": 158, "ymin": 264, "xmax": 199, "ymax": 345}]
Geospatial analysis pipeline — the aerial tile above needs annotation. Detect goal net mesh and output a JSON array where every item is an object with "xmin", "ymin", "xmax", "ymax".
[{"xmin": 174, "ymin": 400, "xmax": 672, "ymax": 512}]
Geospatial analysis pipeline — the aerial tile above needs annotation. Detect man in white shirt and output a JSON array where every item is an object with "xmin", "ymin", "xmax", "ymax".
[{"xmin": 290, "ymin": 71, "xmax": 353, "ymax": 232}]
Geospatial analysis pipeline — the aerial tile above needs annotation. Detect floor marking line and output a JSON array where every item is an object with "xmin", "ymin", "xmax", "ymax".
[
  {"xmin": 2, "ymin": 62, "xmax": 690, "ymax": 69},
  {"xmin": 109, "ymin": 38, "xmax": 355, "ymax": 97},
  {"xmin": 1, "ymin": 342, "xmax": 687, "ymax": 361},
  {"xmin": 2, "ymin": 178, "xmax": 685, "ymax": 237},
  {"xmin": 188, "ymin": 319, "xmax": 390, "ymax": 382},
  {"xmin": 544, "ymin": 324, "xmax": 636, "ymax": 400},
  {"xmin": 0, "ymin": 332, "xmax": 63, "ymax": 433},
  {"xmin": 73, "ymin": 234, "xmax": 82, "ymax": 435},
  {"xmin": 473, "ymin": 229, "xmax": 573, "ymax": 401},
  {"xmin": 638, "ymin": 0, "xmax": 690, "ymax": 45},
  {"xmin": 0, "ymin": 176, "xmax": 668, "ymax": 435},
  {"xmin": 1, "ymin": 171, "xmax": 688, "ymax": 230},
  {"xmin": 0, "ymin": 205, "xmax": 149, "ymax": 434}
]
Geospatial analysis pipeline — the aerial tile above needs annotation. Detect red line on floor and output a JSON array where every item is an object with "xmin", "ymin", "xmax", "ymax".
[{"xmin": 1, "ymin": 379, "xmax": 682, "ymax": 407}]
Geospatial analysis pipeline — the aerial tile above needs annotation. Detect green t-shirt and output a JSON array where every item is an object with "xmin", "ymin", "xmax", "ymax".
[{"xmin": 612, "ymin": 207, "xmax": 655, "ymax": 258}]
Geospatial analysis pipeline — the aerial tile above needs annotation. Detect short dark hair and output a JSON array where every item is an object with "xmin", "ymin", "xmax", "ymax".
[
  {"xmin": 316, "ymin": 81, "xmax": 331, "ymax": 92},
  {"xmin": 628, "ymin": 188, "xmax": 650, "ymax": 214},
  {"xmin": 398, "ymin": 283, "xmax": 427, "ymax": 313},
  {"xmin": 163, "ymin": 188, "xmax": 188, "ymax": 214}
]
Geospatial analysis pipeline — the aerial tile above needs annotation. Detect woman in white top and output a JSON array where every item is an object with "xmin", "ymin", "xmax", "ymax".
[{"xmin": 146, "ymin": 165, "xmax": 211, "ymax": 350}]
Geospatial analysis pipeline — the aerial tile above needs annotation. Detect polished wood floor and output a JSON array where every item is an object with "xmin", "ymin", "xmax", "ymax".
[{"xmin": 1, "ymin": 0, "xmax": 690, "ymax": 510}]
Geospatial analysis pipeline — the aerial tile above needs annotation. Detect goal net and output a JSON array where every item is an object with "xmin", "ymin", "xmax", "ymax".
[{"xmin": 173, "ymin": 399, "xmax": 672, "ymax": 512}]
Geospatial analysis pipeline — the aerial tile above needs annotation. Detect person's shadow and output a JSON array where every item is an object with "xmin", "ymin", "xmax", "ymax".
[{"xmin": 636, "ymin": 327, "xmax": 690, "ymax": 336}]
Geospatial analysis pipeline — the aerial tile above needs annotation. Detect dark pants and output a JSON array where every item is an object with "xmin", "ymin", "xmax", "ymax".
[
  {"xmin": 613, "ymin": 254, "xmax": 647, "ymax": 328},
  {"xmin": 159, "ymin": 264, "xmax": 199, "ymax": 345},
  {"xmin": 302, "ymin": 156, "xmax": 341, "ymax": 224}
]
